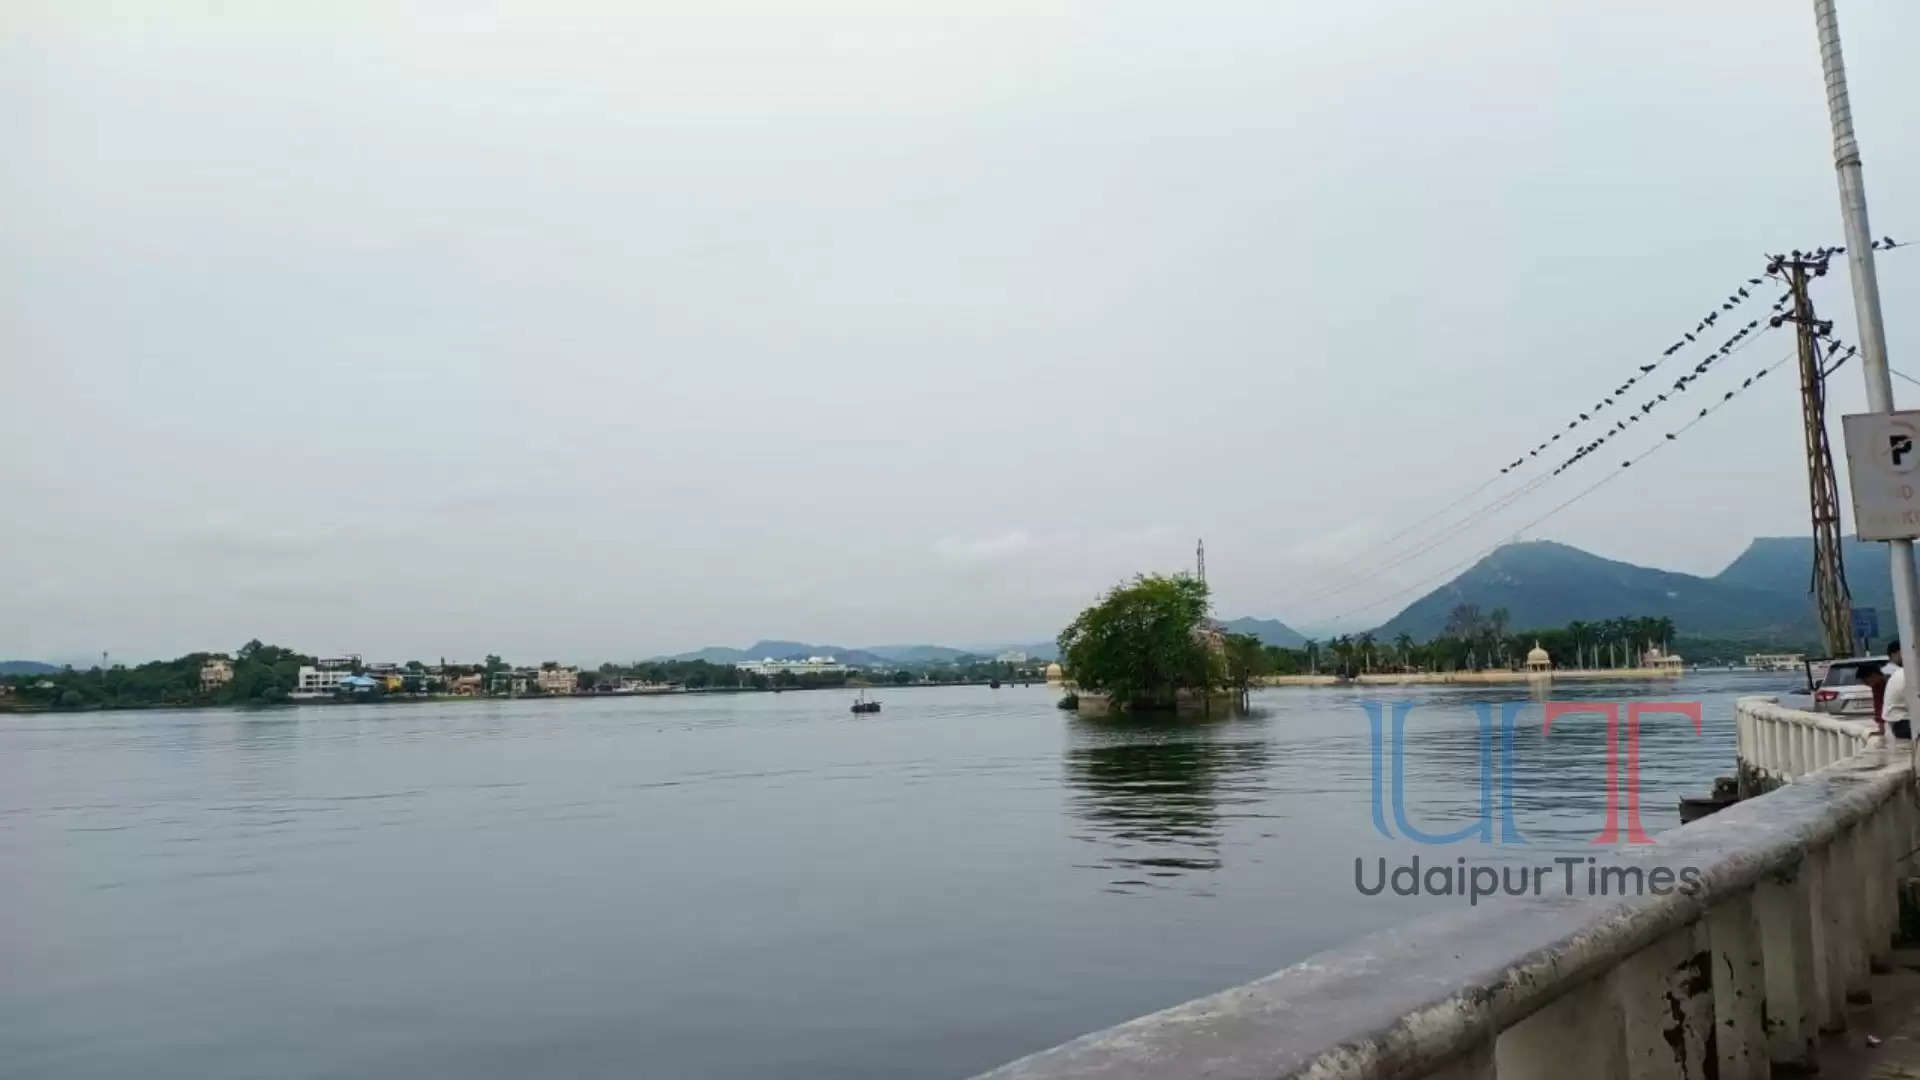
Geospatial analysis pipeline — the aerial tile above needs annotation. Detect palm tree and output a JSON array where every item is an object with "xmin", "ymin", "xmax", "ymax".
[
  {"xmin": 1331, "ymin": 635, "xmax": 1355, "ymax": 677},
  {"xmin": 1394, "ymin": 633, "xmax": 1415, "ymax": 672}
]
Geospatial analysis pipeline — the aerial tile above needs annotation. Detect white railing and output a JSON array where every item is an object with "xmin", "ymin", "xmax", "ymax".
[
  {"xmin": 976, "ymin": 697, "xmax": 1914, "ymax": 1080},
  {"xmin": 1736, "ymin": 694, "xmax": 1878, "ymax": 790}
]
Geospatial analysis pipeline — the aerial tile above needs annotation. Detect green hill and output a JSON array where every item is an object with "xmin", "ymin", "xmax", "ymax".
[
  {"xmin": 1713, "ymin": 534, "xmax": 1911, "ymax": 618},
  {"xmin": 1217, "ymin": 617, "xmax": 1308, "ymax": 648},
  {"xmin": 1371, "ymin": 540, "xmax": 1817, "ymax": 641}
]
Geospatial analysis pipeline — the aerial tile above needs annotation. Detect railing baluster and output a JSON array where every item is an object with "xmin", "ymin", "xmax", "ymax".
[
  {"xmin": 1429, "ymin": 1037, "xmax": 1494, "ymax": 1080},
  {"xmin": 1617, "ymin": 924, "xmax": 1712, "ymax": 1080},
  {"xmin": 1754, "ymin": 863, "xmax": 1818, "ymax": 1070},
  {"xmin": 1495, "ymin": 974, "xmax": 1623, "ymax": 1080},
  {"xmin": 1812, "ymin": 833, "xmax": 1858, "ymax": 1029},
  {"xmin": 1708, "ymin": 893, "xmax": 1768, "ymax": 1080},
  {"xmin": 1862, "ymin": 810, "xmax": 1894, "ymax": 970}
]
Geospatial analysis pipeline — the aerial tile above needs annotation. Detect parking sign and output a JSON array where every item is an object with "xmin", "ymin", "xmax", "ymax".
[{"xmin": 1842, "ymin": 411, "xmax": 1920, "ymax": 540}]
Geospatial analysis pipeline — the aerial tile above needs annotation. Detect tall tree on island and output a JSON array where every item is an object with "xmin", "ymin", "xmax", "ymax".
[{"xmin": 1057, "ymin": 574, "xmax": 1219, "ymax": 712}]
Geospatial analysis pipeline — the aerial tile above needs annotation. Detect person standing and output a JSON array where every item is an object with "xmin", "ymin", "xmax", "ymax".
[
  {"xmin": 1863, "ymin": 661, "xmax": 1890, "ymax": 735},
  {"xmin": 1886, "ymin": 640, "xmax": 1909, "ymax": 740}
]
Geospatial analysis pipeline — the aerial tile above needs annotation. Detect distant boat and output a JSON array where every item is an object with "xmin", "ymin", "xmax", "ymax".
[
  {"xmin": 990, "ymin": 679, "xmax": 1001, "ymax": 689},
  {"xmin": 850, "ymin": 691, "xmax": 881, "ymax": 714}
]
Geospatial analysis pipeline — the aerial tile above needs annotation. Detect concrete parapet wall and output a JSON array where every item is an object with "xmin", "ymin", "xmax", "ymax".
[{"xmin": 975, "ymin": 697, "xmax": 1915, "ymax": 1080}]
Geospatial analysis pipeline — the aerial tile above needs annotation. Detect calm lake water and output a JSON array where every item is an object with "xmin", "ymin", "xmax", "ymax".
[{"xmin": 1, "ymin": 672, "xmax": 1797, "ymax": 1078}]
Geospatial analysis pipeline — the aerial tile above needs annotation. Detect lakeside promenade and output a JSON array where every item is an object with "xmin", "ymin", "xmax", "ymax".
[{"xmin": 1259, "ymin": 666, "xmax": 1695, "ymax": 687}]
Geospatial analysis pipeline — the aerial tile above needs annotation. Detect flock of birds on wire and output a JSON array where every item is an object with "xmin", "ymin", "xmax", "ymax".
[
  {"xmin": 1286, "ymin": 239, "xmax": 1904, "ymax": 622},
  {"xmin": 1490, "ymin": 237, "xmax": 1901, "ymax": 481}
]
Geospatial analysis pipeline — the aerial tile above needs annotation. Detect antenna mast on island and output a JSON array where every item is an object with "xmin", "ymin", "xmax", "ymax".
[{"xmin": 1196, "ymin": 539, "xmax": 1206, "ymax": 585}]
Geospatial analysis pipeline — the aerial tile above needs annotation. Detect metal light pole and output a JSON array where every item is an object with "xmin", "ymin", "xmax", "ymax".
[{"xmin": 1812, "ymin": 0, "xmax": 1920, "ymax": 727}]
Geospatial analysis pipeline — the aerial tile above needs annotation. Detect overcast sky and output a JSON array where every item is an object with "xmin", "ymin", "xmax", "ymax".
[{"xmin": 7, "ymin": 1, "xmax": 1920, "ymax": 664}]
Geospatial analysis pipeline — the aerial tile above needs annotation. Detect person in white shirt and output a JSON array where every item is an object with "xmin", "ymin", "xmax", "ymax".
[{"xmin": 1885, "ymin": 640, "xmax": 1909, "ymax": 740}]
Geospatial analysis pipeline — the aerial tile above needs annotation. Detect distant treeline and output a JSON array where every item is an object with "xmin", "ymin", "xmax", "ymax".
[
  {"xmin": 2, "ymin": 640, "xmax": 314, "ymax": 710},
  {"xmin": 1253, "ymin": 608, "xmax": 1712, "ymax": 676},
  {"xmin": 2, "ymin": 645, "xmax": 1056, "ymax": 712},
  {"xmin": 599, "ymin": 658, "xmax": 1047, "ymax": 690}
]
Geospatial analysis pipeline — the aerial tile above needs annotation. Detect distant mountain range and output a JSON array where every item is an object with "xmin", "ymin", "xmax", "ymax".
[
  {"xmin": 0, "ymin": 660, "xmax": 60, "ymax": 676},
  {"xmin": 655, "ymin": 624, "xmax": 1319, "ymax": 667},
  {"xmin": 1369, "ymin": 536, "xmax": 1913, "ymax": 643},
  {"xmin": 655, "ymin": 639, "xmax": 1062, "ymax": 666},
  {"xmin": 1217, "ymin": 617, "xmax": 1308, "ymax": 648}
]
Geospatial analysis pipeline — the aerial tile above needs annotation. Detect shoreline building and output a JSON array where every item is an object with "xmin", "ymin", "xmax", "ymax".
[
  {"xmin": 738, "ymin": 656, "xmax": 850, "ymax": 677},
  {"xmin": 535, "ymin": 666, "xmax": 580, "ymax": 695},
  {"xmin": 1643, "ymin": 645, "xmax": 1685, "ymax": 673},
  {"xmin": 295, "ymin": 656, "xmax": 359, "ymax": 696}
]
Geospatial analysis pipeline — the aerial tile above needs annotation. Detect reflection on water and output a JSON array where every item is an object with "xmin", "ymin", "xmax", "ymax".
[
  {"xmin": 1064, "ymin": 713, "xmax": 1270, "ymax": 894},
  {"xmin": 1062, "ymin": 681, "xmax": 1751, "ymax": 889}
]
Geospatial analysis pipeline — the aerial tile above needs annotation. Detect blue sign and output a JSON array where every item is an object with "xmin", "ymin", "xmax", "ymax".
[{"xmin": 1853, "ymin": 607, "xmax": 1880, "ymax": 642}]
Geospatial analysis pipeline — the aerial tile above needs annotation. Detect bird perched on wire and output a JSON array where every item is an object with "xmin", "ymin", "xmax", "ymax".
[
  {"xmin": 1685, "ymin": 332, "xmax": 1696, "ymax": 342},
  {"xmin": 1579, "ymin": 412, "xmax": 1589, "ymax": 420},
  {"xmin": 1666, "ymin": 433, "xmax": 1676, "ymax": 440},
  {"xmin": 1639, "ymin": 364, "xmax": 1655, "ymax": 373}
]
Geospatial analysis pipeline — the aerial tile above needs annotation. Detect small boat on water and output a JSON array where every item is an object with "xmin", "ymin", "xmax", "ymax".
[{"xmin": 850, "ymin": 692, "xmax": 881, "ymax": 714}]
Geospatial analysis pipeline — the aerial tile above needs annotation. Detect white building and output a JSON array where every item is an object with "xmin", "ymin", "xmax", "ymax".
[
  {"xmin": 200, "ymin": 657, "xmax": 233, "ymax": 692},
  {"xmin": 296, "ymin": 666, "xmax": 350, "ymax": 695},
  {"xmin": 535, "ymin": 666, "xmax": 579, "ymax": 695},
  {"xmin": 1525, "ymin": 642, "xmax": 1551, "ymax": 674},
  {"xmin": 996, "ymin": 650, "xmax": 1029, "ymax": 664},
  {"xmin": 738, "ymin": 656, "xmax": 849, "ymax": 676}
]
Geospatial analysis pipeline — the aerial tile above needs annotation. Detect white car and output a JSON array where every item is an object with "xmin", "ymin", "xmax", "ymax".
[{"xmin": 1810, "ymin": 657, "xmax": 1884, "ymax": 717}]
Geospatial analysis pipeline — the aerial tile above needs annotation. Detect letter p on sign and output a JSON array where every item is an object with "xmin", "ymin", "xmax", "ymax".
[{"xmin": 1843, "ymin": 411, "xmax": 1920, "ymax": 540}]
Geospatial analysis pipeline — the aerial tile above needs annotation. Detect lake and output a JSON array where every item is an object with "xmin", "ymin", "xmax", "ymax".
[{"xmin": 0, "ymin": 672, "xmax": 1797, "ymax": 1078}]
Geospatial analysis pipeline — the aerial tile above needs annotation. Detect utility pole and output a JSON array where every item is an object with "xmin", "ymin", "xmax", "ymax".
[
  {"xmin": 1812, "ymin": 2, "xmax": 1920, "ymax": 709},
  {"xmin": 1783, "ymin": 255, "xmax": 1854, "ymax": 656},
  {"xmin": 1196, "ymin": 538, "xmax": 1206, "ymax": 585}
]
